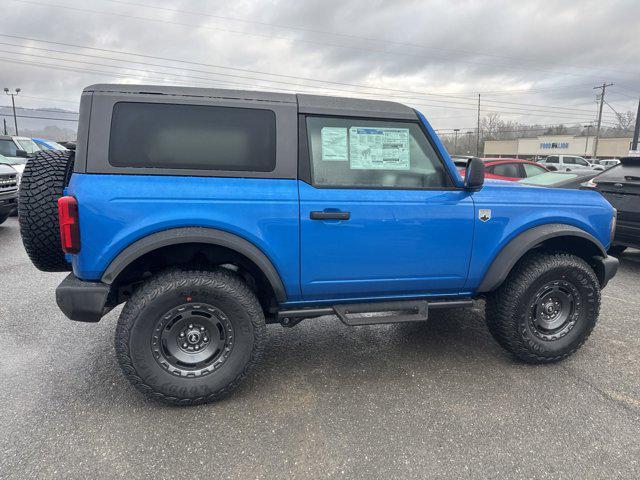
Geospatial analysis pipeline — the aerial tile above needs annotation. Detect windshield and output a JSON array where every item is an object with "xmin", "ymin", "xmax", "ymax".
[
  {"xmin": 15, "ymin": 138, "xmax": 40, "ymax": 154},
  {"xmin": 519, "ymin": 172, "xmax": 578, "ymax": 186}
]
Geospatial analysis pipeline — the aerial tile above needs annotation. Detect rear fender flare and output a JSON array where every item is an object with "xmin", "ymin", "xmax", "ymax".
[
  {"xmin": 477, "ymin": 223, "xmax": 606, "ymax": 293},
  {"xmin": 100, "ymin": 227, "xmax": 287, "ymax": 302}
]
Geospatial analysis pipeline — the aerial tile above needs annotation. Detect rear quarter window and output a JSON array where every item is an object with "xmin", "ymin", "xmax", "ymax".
[{"xmin": 108, "ymin": 102, "xmax": 276, "ymax": 172}]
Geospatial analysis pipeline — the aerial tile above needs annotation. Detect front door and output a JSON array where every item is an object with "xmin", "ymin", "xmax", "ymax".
[{"xmin": 299, "ymin": 115, "xmax": 475, "ymax": 301}]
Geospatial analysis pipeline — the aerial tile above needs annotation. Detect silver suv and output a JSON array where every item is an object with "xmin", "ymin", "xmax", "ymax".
[
  {"xmin": 539, "ymin": 155, "xmax": 603, "ymax": 172},
  {"xmin": 0, "ymin": 135, "xmax": 41, "ymax": 175}
]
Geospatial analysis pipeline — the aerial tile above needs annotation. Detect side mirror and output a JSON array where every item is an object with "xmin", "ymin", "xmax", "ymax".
[
  {"xmin": 15, "ymin": 149, "xmax": 28, "ymax": 158},
  {"xmin": 464, "ymin": 157, "xmax": 485, "ymax": 190}
]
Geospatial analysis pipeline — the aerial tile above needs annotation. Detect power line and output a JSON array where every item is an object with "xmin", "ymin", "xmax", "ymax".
[
  {"xmin": 0, "ymin": 45, "xmax": 619, "ymax": 121},
  {"xmin": 2, "ymin": 113, "xmax": 79, "ymax": 122},
  {"xmin": 5, "ymin": 105, "xmax": 79, "ymax": 115},
  {"xmin": 9, "ymin": 0, "xmax": 638, "ymax": 81},
  {"xmin": 0, "ymin": 54, "xmax": 613, "ymax": 127},
  {"xmin": 103, "ymin": 0, "xmax": 640, "ymax": 78},
  {"xmin": 0, "ymin": 34, "xmax": 608, "ymax": 104}
]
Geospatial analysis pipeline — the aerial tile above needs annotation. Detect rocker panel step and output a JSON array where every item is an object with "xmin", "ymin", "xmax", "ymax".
[{"xmin": 333, "ymin": 300, "xmax": 428, "ymax": 326}]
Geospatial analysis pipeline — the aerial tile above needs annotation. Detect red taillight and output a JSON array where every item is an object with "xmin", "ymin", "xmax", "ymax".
[{"xmin": 58, "ymin": 196, "xmax": 80, "ymax": 254}]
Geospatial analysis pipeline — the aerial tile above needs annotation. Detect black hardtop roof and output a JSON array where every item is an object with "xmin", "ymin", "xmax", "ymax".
[{"xmin": 83, "ymin": 84, "xmax": 417, "ymax": 120}]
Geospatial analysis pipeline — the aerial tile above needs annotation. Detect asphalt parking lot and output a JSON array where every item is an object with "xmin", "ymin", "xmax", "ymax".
[{"xmin": 1, "ymin": 216, "xmax": 639, "ymax": 479}]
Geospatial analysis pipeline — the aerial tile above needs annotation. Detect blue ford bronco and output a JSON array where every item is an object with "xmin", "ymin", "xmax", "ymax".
[{"xmin": 19, "ymin": 84, "xmax": 619, "ymax": 405}]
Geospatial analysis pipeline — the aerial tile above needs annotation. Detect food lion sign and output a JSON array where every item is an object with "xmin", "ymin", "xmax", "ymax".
[{"xmin": 540, "ymin": 142, "xmax": 569, "ymax": 149}]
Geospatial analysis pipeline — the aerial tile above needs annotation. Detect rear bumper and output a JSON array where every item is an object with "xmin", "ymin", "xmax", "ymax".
[
  {"xmin": 56, "ymin": 273, "xmax": 111, "ymax": 322},
  {"xmin": 594, "ymin": 255, "xmax": 619, "ymax": 289}
]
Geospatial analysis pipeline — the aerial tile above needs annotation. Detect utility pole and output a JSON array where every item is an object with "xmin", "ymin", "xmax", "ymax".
[
  {"xmin": 592, "ymin": 82, "xmax": 613, "ymax": 159},
  {"xmin": 583, "ymin": 124, "xmax": 592, "ymax": 156},
  {"xmin": 476, "ymin": 94, "xmax": 481, "ymax": 156},
  {"xmin": 3, "ymin": 88, "xmax": 21, "ymax": 136},
  {"xmin": 453, "ymin": 128, "xmax": 460, "ymax": 155},
  {"xmin": 2, "ymin": 118, "xmax": 7, "ymax": 135},
  {"xmin": 631, "ymin": 98, "xmax": 640, "ymax": 153}
]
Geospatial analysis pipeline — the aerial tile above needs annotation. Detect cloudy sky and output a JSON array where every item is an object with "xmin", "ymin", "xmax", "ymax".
[{"xmin": 1, "ymin": 0, "xmax": 639, "ymax": 136}]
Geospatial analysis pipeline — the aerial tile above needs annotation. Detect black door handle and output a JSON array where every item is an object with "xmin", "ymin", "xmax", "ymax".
[{"xmin": 310, "ymin": 211, "xmax": 350, "ymax": 220}]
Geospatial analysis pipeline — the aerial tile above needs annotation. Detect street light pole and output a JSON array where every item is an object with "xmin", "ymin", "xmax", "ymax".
[
  {"xmin": 3, "ymin": 88, "xmax": 21, "ymax": 136},
  {"xmin": 453, "ymin": 128, "xmax": 460, "ymax": 155}
]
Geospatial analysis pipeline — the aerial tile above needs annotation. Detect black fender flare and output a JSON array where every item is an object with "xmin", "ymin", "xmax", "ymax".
[
  {"xmin": 101, "ymin": 227, "xmax": 287, "ymax": 302},
  {"xmin": 476, "ymin": 223, "xmax": 607, "ymax": 293}
]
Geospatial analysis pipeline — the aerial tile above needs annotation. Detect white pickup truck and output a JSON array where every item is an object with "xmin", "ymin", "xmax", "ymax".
[{"xmin": 538, "ymin": 154, "xmax": 604, "ymax": 172}]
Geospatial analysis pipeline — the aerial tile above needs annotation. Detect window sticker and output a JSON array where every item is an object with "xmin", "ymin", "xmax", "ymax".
[
  {"xmin": 348, "ymin": 127, "xmax": 410, "ymax": 170},
  {"xmin": 321, "ymin": 127, "xmax": 348, "ymax": 161}
]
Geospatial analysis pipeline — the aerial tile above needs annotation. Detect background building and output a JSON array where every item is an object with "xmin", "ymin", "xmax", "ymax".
[{"xmin": 484, "ymin": 134, "xmax": 633, "ymax": 159}]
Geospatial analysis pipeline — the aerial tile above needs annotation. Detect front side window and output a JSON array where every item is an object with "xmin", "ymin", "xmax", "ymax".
[
  {"xmin": 574, "ymin": 157, "xmax": 589, "ymax": 166},
  {"xmin": 563, "ymin": 156, "xmax": 576, "ymax": 165},
  {"xmin": 306, "ymin": 116, "xmax": 450, "ymax": 188},
  {"xmin": 109, "ymin": 102, "xmax": 276, "ymax": 172}
]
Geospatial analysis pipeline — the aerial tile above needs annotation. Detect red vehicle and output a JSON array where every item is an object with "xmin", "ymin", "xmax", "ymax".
[{"xmin": 456, "ymin": 158, "xmax": 549, "ymax": 181}]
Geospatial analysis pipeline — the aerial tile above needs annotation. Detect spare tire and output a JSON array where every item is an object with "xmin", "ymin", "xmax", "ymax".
[{"xmin": 19, "ymin": 150, "xmax": 75, "ymax": 272}]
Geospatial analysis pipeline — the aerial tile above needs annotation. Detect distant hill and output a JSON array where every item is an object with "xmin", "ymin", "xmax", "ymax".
[{"xmin": 0, "ymin": 106, "xmax": 77, "ymax": 141}]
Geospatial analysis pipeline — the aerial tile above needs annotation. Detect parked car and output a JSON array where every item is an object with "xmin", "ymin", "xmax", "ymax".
[
  {"xmin": 539, "ymin": 155, "xmax": 604, "ymax": 172},
  {"xmin": 458, "ymin": 158, "xmax": 548, "ymax": 181},
  {"xmin": 18, "ymin": 84, "xmax": 618, "ymax": 405},
  {"xmin": 593, "ymin": 158, "xmax": 620, "ymax": 169},
  {"xmin": 0, "ymin": 135, "xmax": 39, "ymax": 174},
  {"xmin": 519, "ymin": 170, "xmax": 600, "ymax": 189},
  {"xmin": 450, "ymin": 155, "xmax": 474, "ymax": 168},
  {"xmin": 482, "ymin": 158, "xmax": 549, "ymax": 181},
  {"xmin": 0, "ymin": 162, "xmax": 19, "ymax": 225},
  {"xmin": 587, "ymin": 157, "xmax": 640, "ymax": 255},
  {"xmin": 32, "ymin": 138, "xmax": 69, "ymax": 151}
]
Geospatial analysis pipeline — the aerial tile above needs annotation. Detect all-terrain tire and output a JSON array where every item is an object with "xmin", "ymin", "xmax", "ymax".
[
  {"xmin": 485, "ymin": 252, "xmax": 600, "ymax": 364},
  {"xmin": 115, "ymin": 268, "xmax": 266, "ymax": 406},
  {"xmin": 18, "ymin": 150, "xmax": 75, "ymax": 272}
]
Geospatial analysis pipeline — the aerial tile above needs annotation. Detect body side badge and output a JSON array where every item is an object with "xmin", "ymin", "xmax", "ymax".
[{"xmin": 479, "ymin": 209, "xmax": 492, "ymax": 222}]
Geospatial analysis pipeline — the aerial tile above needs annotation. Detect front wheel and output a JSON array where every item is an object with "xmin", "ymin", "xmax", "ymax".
[
  {"xmin": 486, "ymin": 252, "xmax": 600, "ymax": 363},
  {"xmin": 115, "ymin": 268, "xmax": 266, "ymax": 405}
]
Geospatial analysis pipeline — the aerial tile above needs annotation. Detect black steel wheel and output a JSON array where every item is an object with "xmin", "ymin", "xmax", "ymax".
[
  {"xmin": 528, "ymin": 280, "xmax": 580, "ymax": 341},
  {"xmin": 486, "ymin": 252, "xmax": 600, "ymax": 363},
  {"xmin": 153, "ymin": 303, "xmax": 234, "ymax": 377},
  {"xmin": 115, "ymin": 268, "xmax": 265, "ymax": 405}
]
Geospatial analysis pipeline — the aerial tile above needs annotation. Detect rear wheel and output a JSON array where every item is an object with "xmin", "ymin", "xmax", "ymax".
[
  {"xmin": 115, "ymin": 268, "xmax": 266, "ymax": 405},
  {"xmin": 486, "ymin": 252, "xmax": 600, "ymax": 363}
]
